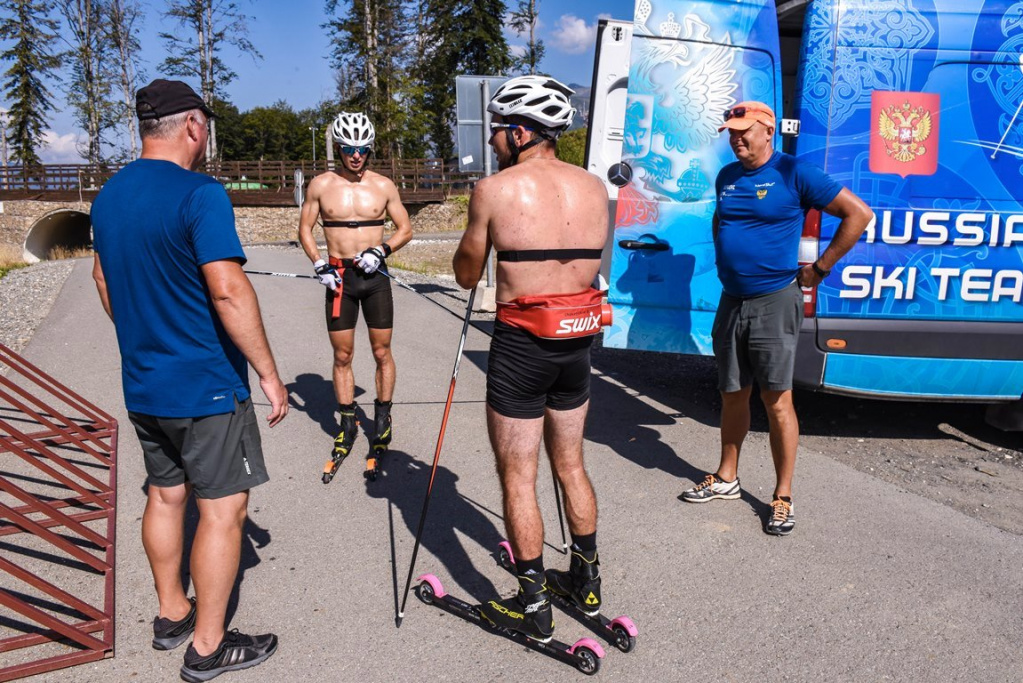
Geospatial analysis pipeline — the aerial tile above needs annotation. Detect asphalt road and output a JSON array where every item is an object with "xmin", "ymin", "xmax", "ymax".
[{"xmin": 9, "ymin": 247, "xmax": 1023, "ymax": 682}]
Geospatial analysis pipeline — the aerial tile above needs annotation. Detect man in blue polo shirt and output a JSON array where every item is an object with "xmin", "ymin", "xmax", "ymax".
[
  {"xmin": 680, "ymin": 101, "xmax": 873, "ymax": 535},
  {"xmin": 92, "ymin": 79, "xmax": 288, "ymax": 681}
]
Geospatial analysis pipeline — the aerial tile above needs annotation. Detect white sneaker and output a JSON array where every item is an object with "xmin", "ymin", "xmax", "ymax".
[{"xmin": 680, "ymin": 474, "xmax": 741, "ymax": 503}]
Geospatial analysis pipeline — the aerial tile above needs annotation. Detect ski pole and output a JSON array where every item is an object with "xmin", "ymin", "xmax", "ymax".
[
  {"xmin": 551, "ymin": 470, "xmax": 568, "ymax": 553},
  {"xmin": 244, "ymin": 269, "xmax": 317, "ymax": 280},
  {"xmin": 397, "ymin": 285, "xmax": 477, "ymax": 627}
]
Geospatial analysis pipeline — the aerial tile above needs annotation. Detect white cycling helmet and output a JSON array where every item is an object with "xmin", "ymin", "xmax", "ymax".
[
  {"xmin": 331, "ymin": 112, "xmax": 375, "ymax": 148},
  {"xmin": 487, "ymin": 75, "xmax": 576, "ymax": 133}
]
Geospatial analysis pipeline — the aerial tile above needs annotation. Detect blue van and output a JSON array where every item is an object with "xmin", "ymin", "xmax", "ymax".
[{"xmin": 596, "ymin": 0, "xmax": 1023, "ymax": 402}]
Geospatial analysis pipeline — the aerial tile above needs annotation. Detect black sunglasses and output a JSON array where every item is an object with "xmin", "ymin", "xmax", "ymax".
[
  {"xmin": 723, "ymin": 106, "xmax": 769, "ymax": 122},
  {"xmin": 341, "ymin": 145, "xmax": 371, "ymax": 156}
]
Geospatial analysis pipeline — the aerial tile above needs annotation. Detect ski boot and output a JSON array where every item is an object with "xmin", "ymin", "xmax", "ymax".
[
  {"xmin": 546, "ymin": 548, "xmax": 601, "ymax": 617},
  {"xmin": 479, "ymin": 585, "xmax": 555, "ymax": 643},
  {"xmin": 322, "ymin": 402, "xmax": 358, "ymax": 484},
  {"xmin": 365, "ymin": 399, "xmax": 392, "ymax": 481}
]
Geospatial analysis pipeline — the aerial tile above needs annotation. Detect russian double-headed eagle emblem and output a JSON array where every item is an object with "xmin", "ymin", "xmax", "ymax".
[{"xmin": 877, "ymin": 102, "xmax": 933, "ymax": 163}]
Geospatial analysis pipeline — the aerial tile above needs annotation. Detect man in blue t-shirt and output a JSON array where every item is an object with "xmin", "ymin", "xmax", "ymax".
[
  {"xmin": 91, "ymin": 79, "xmax": 287, "ymax": 680},
  {"xmin": 680, "ymin": 101, "xmax": 873, "ymax": 535}
]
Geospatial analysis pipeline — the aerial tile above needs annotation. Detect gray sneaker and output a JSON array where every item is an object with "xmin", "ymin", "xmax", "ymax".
[
  {"xmin": 680, "ymin": 474, "xmax": 741, "ymax": 503},
  {"xmin": 765, "ymin": 498, "xmax": 795, "ymax": 536}
]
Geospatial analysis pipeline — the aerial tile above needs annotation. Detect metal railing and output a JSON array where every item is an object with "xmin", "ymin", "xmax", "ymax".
[
  {"xmin": 0, "ymin": 159, "xmax": 478, "ymax": 206},
  {"xmin": 0, "ymin": 343, "xmax": 118, "ymax": 682}
]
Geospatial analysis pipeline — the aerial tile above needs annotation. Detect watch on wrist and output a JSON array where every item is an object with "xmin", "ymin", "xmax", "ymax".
[
  {"xmin": 811, "ymin": 261, "xmax": 831, "ymax": 278},
  {"xmin": 381, "ymin": 243, "xmax": 393, "ymax": 257}
]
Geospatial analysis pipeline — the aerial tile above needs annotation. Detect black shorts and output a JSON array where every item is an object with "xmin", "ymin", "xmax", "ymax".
[
  {"xmin": 711, "ymin": 281, "xmax": 804, "ymax": 393},
  {"xmin": 128, "ymin": 397, "xmax": 269, "ymax": 499},
  {"xmin": 325, "ymin": 267, "xmax": 394, "ymax": 332},
  {"xmin": 486, "ymin": 320, "xmax": 594, "ymax": 419}
]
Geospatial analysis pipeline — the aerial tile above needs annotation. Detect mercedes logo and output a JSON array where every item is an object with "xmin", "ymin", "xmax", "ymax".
[{"xmin": 608, "ymin": 162, "xmax": 632, "ymax": 187}]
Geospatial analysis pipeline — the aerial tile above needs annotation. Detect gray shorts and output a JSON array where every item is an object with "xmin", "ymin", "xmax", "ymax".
[
  {"xmin": 712, "ymin": 281, "xmax": 804, "ymax": 393},
  {"xmin": 128, "ymin": 397, "xmax": 269, "ymax": 499}
]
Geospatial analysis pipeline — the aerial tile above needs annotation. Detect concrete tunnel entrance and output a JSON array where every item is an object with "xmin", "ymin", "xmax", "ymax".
[{"xmin": 23, "ymin": 209, "xmax": 92, "ymax": 263}]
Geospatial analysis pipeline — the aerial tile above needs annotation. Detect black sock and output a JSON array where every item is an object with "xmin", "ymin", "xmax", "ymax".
[
  {"xmin": 775, "ymin": 495, "xmax": 792, "ymax": 503},
  {"xmin": 339, "ymin": 402, "xmax": 356, "ymax": 413},
  {"xmin": 515, "ymin": 555, "xmax": 545, "ymax": 594},
  {"xmin": 571, "ymin": 532, "xmax": 597, "ymax": 554}
]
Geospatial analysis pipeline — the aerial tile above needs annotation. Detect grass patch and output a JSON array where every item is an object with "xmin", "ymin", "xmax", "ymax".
[
  {"xmin": 49, "ymin": 245, "xmax": 93, "ymax": 260},
  {"xmin": 390, "ymin": 241, "xmax": 457, "ymax": 277},
  {"xmin": 0, "ymin": 243, "xmax": 27, "ymax": 279}
]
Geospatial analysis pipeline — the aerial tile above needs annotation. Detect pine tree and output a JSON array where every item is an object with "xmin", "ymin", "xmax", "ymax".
[
  {"xmin": 323, "ymin": 0, "xmax": 431, "ymax": 159},
  {"xmin": 58, "ymin": 0, "xmax": 116, "ymax": 164},
  {"xmin": 457, "ymin": 0, "xmax": 511, "ymax": 77},
  {"xmin": 508, "ymin": 0, "xmax": 543, "ymax": 75},
  {"xmin": 159, "ymin": 0, "xmax": 262, "ymax": 161},
  {"xmin": 106, "ymin": 0, "xmax": 144, "ymax": 160},
  {"xmin": 419, "ymin": 0, "xmax": 511, "ymax": 159},
  {"xmin": 0, "ymin": 0, "xmax": 62, "ymax": 166}
]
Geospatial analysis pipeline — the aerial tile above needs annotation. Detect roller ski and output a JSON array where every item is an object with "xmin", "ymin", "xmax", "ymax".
[
  {"xmin": 498, "ymin": 541, "xmax": 637, "ymax": 653},
  {"xmin": 364, "ymin": 399, "xmax": 392, "ymax": 481},
  {"xmin": 415, "ymin": 573, "xmax": 604, "ymax": 675},
  {"xmin": 322, "ymin": 402, "xmax": 358, "ymax": 484}
]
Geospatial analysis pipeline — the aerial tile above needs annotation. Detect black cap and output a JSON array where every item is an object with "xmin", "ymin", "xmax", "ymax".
[{"xmin": 135, "ymin": 79, "xmax": 215, "ymax": 121}]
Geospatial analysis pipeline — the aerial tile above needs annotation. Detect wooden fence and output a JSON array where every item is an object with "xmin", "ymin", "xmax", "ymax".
[{"xmin": 0, "ymin": 159, "xmax": 477, "ymax": 206}]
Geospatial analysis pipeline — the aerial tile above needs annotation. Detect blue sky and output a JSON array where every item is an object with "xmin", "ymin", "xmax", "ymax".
[{"xmin": 15, "ymin": 0, "xmax": 634, "ymax": 163}]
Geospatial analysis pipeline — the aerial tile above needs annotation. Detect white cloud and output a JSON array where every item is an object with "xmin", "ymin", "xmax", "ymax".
[
  {"xmin": 39, "ymin": 130, "xmax": 84, "ymax": 164},
  {"xmin": 508, "ymin": 43, "xmax": 528, "ymax": 58},
  {"xmin": 550, "ymin": 14, "xmax": 597, "ymax": 55}
]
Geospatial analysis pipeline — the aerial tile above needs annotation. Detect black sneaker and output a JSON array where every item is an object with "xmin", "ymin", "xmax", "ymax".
[
  {"xmin": 478, "ymin": 589, "xmax": 554, "ymax": 642},
  {"xmin": 152, "ymin": 597, "xmax": 196, "ymax": 651},
  {"xmin": 180, "ymin": 629, "xmax": 278, "ymax": 682},
  {"xmin": 546, "ymin": 548, "xmax": 602, "ymax": 616}
]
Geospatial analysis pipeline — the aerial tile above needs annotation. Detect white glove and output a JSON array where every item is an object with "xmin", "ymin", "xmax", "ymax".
[
  {"xmin": 354, "ymin": 246, "xmax": 386, "ymax": 274},
  {"xmin": 313, "ymin": 259, "xmax": 340, "ymax": 291}
]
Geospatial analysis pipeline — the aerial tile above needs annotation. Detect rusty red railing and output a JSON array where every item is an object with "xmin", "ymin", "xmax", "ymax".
[{"xmin": 0, "ymin": 342, "xmax": 117, "ymax": 682}]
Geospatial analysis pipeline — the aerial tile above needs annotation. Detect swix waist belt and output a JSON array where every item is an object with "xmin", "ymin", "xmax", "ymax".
[
  {"xmin": 327, "ymin": 257, "xmax": 356, "ymax": 319},
  {"xmin": 323, "ymin": 219, "xmax": 385, "ymax": 228},
  {"xmin": 496, "ymin": 288, "xmax": 612, "ymax": 340}
]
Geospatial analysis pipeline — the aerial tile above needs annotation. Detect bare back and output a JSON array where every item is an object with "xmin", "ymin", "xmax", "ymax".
[
  {"xmin": 298, "ymin": 170, "xmax": 394, "ymax": 260},
  {"xmin": 475, "ymin": 159, "xmax": 608, "ymax": 301}
]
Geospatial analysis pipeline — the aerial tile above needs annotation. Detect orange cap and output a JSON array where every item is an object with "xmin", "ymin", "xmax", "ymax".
[{"xmin": 718, "ymin": 101, "xmax": 776, "ymax": 132}]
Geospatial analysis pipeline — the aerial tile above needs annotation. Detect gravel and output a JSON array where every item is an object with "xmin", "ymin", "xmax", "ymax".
[{"xmin": 0, "ymin": 260, "xmax": 76, "ymax": 355}]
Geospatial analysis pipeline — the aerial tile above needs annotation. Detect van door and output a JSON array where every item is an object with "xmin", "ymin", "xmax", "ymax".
[{"xmin": 604, "ymin": 0, "xmax": 783, "ymax": 355}]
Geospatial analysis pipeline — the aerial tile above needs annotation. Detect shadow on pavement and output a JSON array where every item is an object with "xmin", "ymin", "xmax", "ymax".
[
  {"xmin": 364, "ymin": 449, "xmax": 504, "ymax": 605},
  {"xmin": 287, "ymin": 372, "xmax": 369, "ymax": 438},
  {"xmin": 590, "ymin": 345, "xmax": 1021, "ymax": 452}
]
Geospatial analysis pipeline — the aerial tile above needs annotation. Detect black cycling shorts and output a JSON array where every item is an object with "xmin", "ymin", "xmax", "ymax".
[
  {"xmin": 325, "ymin": 267, "xmax": 394, "ymax": 331},
  {"xmin": 486, "ymin": 320, "xmax": 595, "ymax": 419}
]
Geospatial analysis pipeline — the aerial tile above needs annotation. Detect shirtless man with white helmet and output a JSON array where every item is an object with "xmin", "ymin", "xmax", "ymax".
[
  {"xmin": 298, "ymin": 112, "xmax": 413, "ymax": 483},
  {"xmin": 453, "ymin": 76, "xmax": 611, "ymax": 641}
]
